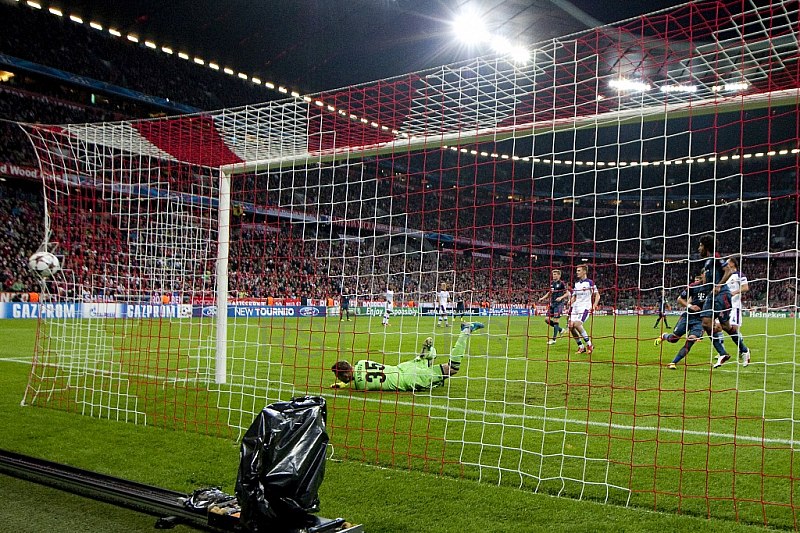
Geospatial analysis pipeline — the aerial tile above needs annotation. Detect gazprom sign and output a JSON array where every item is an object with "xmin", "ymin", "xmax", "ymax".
[
  {"xmin": 0, "ymin": 303, "xmax": 327, "ymax": 319},
  {"xmin": 0, "ymin": 303, "xmax": 191, "ymax": 319}
]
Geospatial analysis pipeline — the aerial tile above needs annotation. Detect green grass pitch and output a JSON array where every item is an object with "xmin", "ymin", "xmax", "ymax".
[{"xmin": 8, "ymin": 314, "xmax": 800, "ymax": 529}]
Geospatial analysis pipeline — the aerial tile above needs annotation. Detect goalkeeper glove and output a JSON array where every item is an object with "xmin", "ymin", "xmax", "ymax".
[{"xmin": 417, "ymin": 337, "xmax": 436, "ymax": 360}]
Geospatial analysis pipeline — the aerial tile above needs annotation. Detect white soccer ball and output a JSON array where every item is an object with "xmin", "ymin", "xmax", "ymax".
[{"xmin": 28, "ymin": 251, "xmax": 60, "ymax": 278}]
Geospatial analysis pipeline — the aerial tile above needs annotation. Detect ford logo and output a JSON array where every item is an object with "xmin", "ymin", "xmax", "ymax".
[
  {"xmin": 299, "ymin": 306, "xmax": 319, "ymax": 317},
  {"xmin": 202, "ymin": 306, "xmax": 217, "ymax": 317}
]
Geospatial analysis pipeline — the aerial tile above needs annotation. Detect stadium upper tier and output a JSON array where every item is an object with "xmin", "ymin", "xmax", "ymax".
[{"xmin": 0, "ymin": 2, "xmax": 274, "ymax": 110}]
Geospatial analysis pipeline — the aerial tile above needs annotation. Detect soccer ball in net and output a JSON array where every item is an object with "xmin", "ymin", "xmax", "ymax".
[{"xmin": 28, "ymin": 251, "xmax": 60, "ymax": 278}]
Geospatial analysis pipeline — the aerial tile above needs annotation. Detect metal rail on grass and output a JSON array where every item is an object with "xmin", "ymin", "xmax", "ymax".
[{"xmin": 0, "ymin": 448, "xmax": 363, "ymax": 533}]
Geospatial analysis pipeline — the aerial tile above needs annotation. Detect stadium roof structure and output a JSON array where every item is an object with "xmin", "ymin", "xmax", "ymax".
[
  {"xmin": 41, "ymin": 0, "xmax": 687, "ymax": 94},
  {"xmin": 25, "ymin": 0, "xmax": 800, "ymax": 173}
]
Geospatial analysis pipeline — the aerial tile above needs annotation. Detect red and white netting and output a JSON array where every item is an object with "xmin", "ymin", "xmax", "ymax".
[{"xmin": 19, "ymin": 0, "xmax": 800, "ymax": 526}]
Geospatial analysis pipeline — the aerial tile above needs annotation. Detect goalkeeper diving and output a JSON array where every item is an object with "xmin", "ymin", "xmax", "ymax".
[{"xmin": 330, "ymin": 322, "xmax": 485, "ymax": 391}]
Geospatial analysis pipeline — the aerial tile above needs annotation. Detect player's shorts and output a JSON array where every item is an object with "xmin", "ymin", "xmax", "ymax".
[
  {"xmin": 548, "ymin": 302, "xmax": 565, "ymax": 318},
  {"xmin": 456, "ymin": 302, "xmax": 465, "ymax": 313},
  {"xmin": 729, "ymin": 305, "xmax": 743, "ymax": 328},
  {"xmin": 569, "ymin": 306, "xmax": 591, "ymax": 323},
  {"xmin": 686, "ymin": 315, "xmax": 705, "ymax": 338},
  {"xmin": 341, "ymin": 299, "xmax": 350, "ymax": 310},
  {"xmin": 404, "ymin": 362, "xmax": 446, "ymax": 391},
  {"xmin": 672, "ymin": 313, "xmax": 688, "ymax": 337},
  {"xmin": 438, "ymin": 304, "xmax": 448, "ymax": 314},
  {"xmin": 700, "ymin": 289, "xmax": 731, "ymax": 323},
  {"xmin": 385, "ymin": 302, "xmax": 394, "ymax": 313}
]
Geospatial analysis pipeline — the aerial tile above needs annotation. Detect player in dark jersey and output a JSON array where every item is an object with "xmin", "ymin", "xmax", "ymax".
[
  {"xmin": 697, "ymin": 235, "xmax": 749, "ymax": 368},
  {"xmin": 538, "ymin": 269, "xmax": 570, "ymax": 345},
  {"xmin": 653, "ymin": 289, "xmax": 669, "ymax": 328},
  {"xmin": 455, "ymin": 294, "xmax": 466, "ymax": 321},
  {"xmin": 655, "ymin": 274, "xmax": 709, "ymax": 369},
  {"xmin": 339, "ymin": 284, "xmax": 352, "ymax": 321}
]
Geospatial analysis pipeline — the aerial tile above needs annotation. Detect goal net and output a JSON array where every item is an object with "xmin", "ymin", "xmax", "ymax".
[{"xmin": 20, "ymin": 0, "xmax": 800, "ymax": 526}]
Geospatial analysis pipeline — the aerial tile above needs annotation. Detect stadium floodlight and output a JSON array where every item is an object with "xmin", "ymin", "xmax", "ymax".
[
  {"xmin": 127, "ymin": 35, "xmax": 139, "ymax": 43},
  {"xmin": 453, "ymin": 11, "xmax": 489, "ymax": 44},
  {"xmin": 491, "ymin": 37, "xmax": 531, "ymax": 63},
  {"xmin": 660, "ymin": 84, "xmax": 697, "ymax": 93},
  {"xmin": 109, "ymin": 28, "xmax": 121, "ymax": 37},
  {"xmin": 26, "ymin": 1, "xmax": 41, "ymax": 9},
  {"xmin": 251, "ymin": 77, "xmax": 261, "ymax": 84},
  {"xmin": 69, "ymin": 15, "xmax": 83, "ymax": 23},
  {"xmin": 178, "ymin": 52, "xmax": 189, "ymax": 60},
  {"xmin": 509, "ymin": 45, "xmax": 530, "ymax": 64},
  {"xmin": 194, "ymin": 58, "xmax": 204, "ymax": 65},
  {"xmin": 161, "ymin": 46, "xmax": 173, "ymax": 54},
  {"xmin": 89, "ymin": 21, "xmax": 102, "ymax": 30},
  {"xmin": 209, "ymin": 63, "xmax": 220, "ymax": 70},
  {"xmin": 144, "ymin": 41, "xmax": 156, "ymax": 49},
  {"xmin": 609, "ymin": 79, "xmax": 651, "ymax": 91},
  {"xmin": 237, "ymin": 72, "xmax": 248, "ymax": 80},
  {"xmin": 48, "ymin": 7, "xmax": 62, "ymax": 16},
  {"xmin": 724, "ymin": 81, "xmax": 749, "ymax": 91},
  {"xmin": 223, "ymin": 67, "xmax": 234, "ymax": 75}
]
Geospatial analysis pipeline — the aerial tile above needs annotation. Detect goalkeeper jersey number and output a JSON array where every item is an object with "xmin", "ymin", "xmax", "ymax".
[{"xmin": 352, "ymin": 359, "xmax": 444, "ymax": 391}]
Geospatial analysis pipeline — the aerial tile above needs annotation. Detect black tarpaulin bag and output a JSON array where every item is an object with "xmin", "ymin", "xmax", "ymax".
[{"xmin": 235, "ymin": 396, "xmax": 328, "ymax": 532}]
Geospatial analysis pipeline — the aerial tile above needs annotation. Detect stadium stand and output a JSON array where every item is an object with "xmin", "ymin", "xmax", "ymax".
[{"xmin": 0, "ymin": 1, "xmax": 278, "ymax": 110}]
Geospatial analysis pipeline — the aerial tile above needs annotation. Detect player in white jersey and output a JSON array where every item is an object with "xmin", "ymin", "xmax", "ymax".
[
  {"xmin": 382, "ymin": 285, "xmax": 394, "ymax": 327},
  {"xmin": 437, "ymin": 284, "xmax": 451, "ymax": 327},
  {"xmin": 569, "ymin": 265, "xmax": 600, "ymax": 354},
  {"xmin": 726, "ymin": 256, "xmax": 750, "ymax": 366}
]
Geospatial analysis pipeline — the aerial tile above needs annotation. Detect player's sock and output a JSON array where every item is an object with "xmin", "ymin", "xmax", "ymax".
[
  {"xmin": 663, "ymin": 333, "xmax": 680, "ymax": 343},
  {"xmin": 712, "ymin": 334, "xmax": 726, "ymax": 356},
  {"xmin": 673, "ymin": 339, "xmax": 697, "ymax": 364},
  {"xmin": 448, "ymin": 330, "xmax": 470, "ymax": 372},
  {"xmin": 578, "ymin": 327, "xmax": 590, "ymax": 345},
  {"xmin": 729, "ymin": 330, "xmax": 748, "ymax": 353}
]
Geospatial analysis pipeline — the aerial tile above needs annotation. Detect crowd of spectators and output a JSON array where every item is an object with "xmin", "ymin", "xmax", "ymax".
[
  {"xmin": 1, "ymin": 168, "xmax": 797, "ymax": 312},
  {"xmin": 0, "ymin": 184, "xmax": 44, "ymax": 296}
]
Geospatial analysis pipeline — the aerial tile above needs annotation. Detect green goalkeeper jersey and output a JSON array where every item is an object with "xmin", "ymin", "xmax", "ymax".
[{"xmin": 351, "ymin": 358, "xmax": 445, "ymax": 391}]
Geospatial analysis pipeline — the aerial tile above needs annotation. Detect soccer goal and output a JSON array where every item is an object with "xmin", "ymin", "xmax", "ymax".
[{"xmin": 20, "ymin": 0, "xmax": 800, "ymax": 527}]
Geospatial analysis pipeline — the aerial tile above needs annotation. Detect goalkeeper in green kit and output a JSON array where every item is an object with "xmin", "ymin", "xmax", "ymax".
[{"xmin": 330, "ymin": 322, "xmax": 485, "ymax": 391}]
